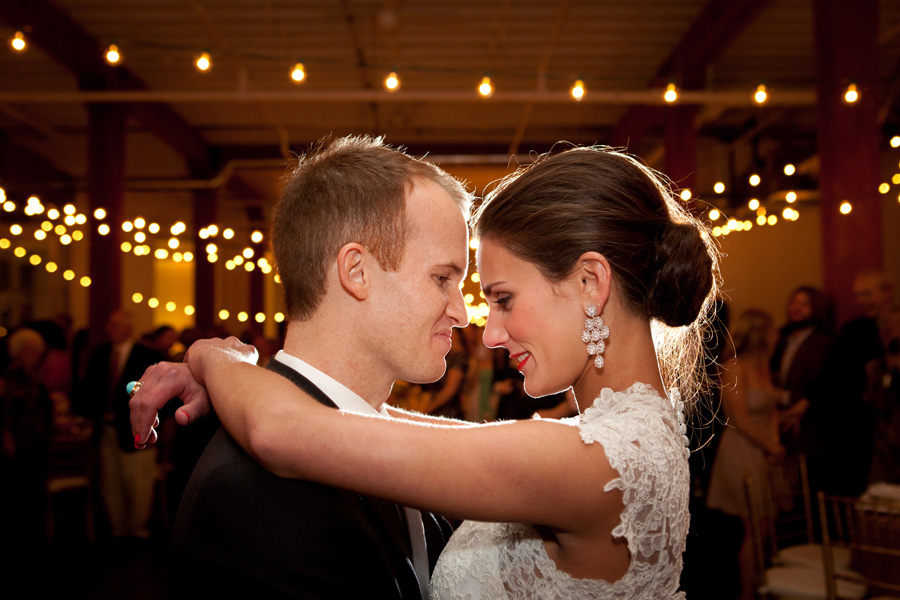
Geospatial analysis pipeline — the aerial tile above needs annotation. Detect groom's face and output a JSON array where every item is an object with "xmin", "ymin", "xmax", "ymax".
[{"xmin": 367, "ymin": 177, "xmax": 469, "ymax": 384}]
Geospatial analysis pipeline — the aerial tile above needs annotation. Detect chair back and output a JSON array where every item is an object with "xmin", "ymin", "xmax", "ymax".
[
  {"xmin": 766, "ymin": 454, "xmax": 816, "ymax": 554},
  {"xmin": 817, "ymin": 492, "xmax": 900, "ymax": 600}
]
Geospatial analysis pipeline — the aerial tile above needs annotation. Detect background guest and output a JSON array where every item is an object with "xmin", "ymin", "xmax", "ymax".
[{"xmin": 706, "ymin": 309, "xmax": 785, "ymax": 600}]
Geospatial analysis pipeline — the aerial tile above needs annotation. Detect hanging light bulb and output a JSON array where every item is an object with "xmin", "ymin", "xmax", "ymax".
[
  {"xmin": 384, "ymin": 71, "xmax": 400, "ymax": 92},
  {"xmin": 754, "ymin": 84, "xmax": 767, "ymax": 104},
  {"xmin": 664, "ymin": 82, "xmax": 678, "ymax": 103},
  {"xmin": 105, "ymin": 43, "xmax": 121, "ymax": 65},
  {"xmin": 10, "ymin": 30, "xmax": 26, "ymax": 52},
  {"xmin": 570, "ymin": 79, "xmax": 585, "ymax": 101},
  {"xmin": 196, "ymin": 51, "xmax": 212, "ymax": 72},
  {"xmin": 844, "ymin": 83, "xmax": 858, "ymax": 103},
  {"xmin": 290, "ymin": 61, "xmax": 305, "ymax": 83},
  {"xmin": 478, "ymin": 74, "xmax": 493, "ymax": 98}
]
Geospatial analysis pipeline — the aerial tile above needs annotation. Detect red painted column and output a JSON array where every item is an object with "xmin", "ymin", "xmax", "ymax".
[
  {"xmin": 814, "ymin": 0, "xmax": 882, "ymax": 325},
  {"xmin": 192, "ymin": 188, "xmax": 216, "ymax": 334},
  {"xmin": 87, "ymin": 103, "xmax": 126, "ymax": 342}
]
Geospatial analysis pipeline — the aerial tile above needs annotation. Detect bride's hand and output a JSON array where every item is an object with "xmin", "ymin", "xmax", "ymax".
[{"xmin": 184, "ymin": 336, "xmax": 259, "ymax": 386}]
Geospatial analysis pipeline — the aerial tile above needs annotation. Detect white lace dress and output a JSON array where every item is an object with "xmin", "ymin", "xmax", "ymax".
[{"xmin": 430, "ymin": 383, "xmax": 690, "ymax": 600}]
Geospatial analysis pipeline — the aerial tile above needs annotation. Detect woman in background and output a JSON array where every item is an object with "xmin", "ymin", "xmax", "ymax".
[{"xmin": 707, "ymin": 309, "xmax": 785, "ymax": 600}]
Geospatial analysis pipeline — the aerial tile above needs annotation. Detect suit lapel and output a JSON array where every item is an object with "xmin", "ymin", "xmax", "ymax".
[{"xmin": 264, "ymin": 358, "xmax": 415, "ymax": 559}]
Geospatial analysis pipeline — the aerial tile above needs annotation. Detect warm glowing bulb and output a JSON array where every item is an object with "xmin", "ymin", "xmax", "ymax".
[
  {"xmin": 196, "ymin": 52, "xmax": 211, "ymax": 71},
  {"xmin": 121, "ymin": 241, "xmax": 132, "ymax": 252},
  {"xmin": 10, "ymin": 31, "xmax": 26, "ymax": 52},
  {"xmin": 105, "ymin": 44, "xmax": 121, "ymax": 65},
  {"xmin": 880, "ymin": 183, "xmax": 891, "ymax": 194},
  {"xmin": 242, "ymin": 247, "xmax": 254, "ymax": 259},
  {"xmin": 680, "ymin": 189, "xmax": 692, "ymax": 201},
  {"xmin": 47, "ymin": 208, "xmax": 59, "ymax": 219},
  {"xmin": 223, "ymin": 228, "xmax": 234, "ymax": 239},
  {"xmin": 122, "ymin": 221, "xmax": 134, "ymax": 232},
  {"xmin": 275, "ymin": 312, "xmax": 285, "ymax": 323},
  {"xmin": 132, "ymin": 293, "xmax": 143, "ymax": 303},
  {"xmin": 892, "ymin": 136, "xmax": 900, "ymax": 148},
  {"xmin": 10, "ymin": 224, "xmax": 22, "ymax": 235},
  {"xmin": 767, "ymin": 215, "xmax": 778, "ymax": 225},
  {"xmin": 478, "ymin": 76, "xmax": 493, "ymax": 98},
  {"xmin": 134, "ymin": 231, "xmax": 146, "ymax": 243},
  {"xmin": 2, "ymin": 201, "xmax": 13, "ymax": 212},
  {"xmin": 35, "ymin": 230, "xmax": 47, "ymax": 241},
  {"xmin": 45, "ymin": 262, "xmax": 57, "ymax": 273},
  {"xmin": 134, "ymin": 217, "xmax": 145, "ymax": 229},
  {"xmin": 784, "ymin": 164, "xmax": 796, "ymax": 176},
  {"xmin": 749, "ymin": 174, "xmax": 761, "ymax": 186},
  {"xmin": 840, "ymin": 201, "xmax": 852, "ymax": 214},
  {"xmin": 708, "ymin": 209, "xmax": 721, "ymax": 221},
  {"xmin": 148, "ymin": 297, "xmax": 159, "ymax": 308},
  {"xmin": 237, "ymin": 311, "xmax": 249, "ymax": 322},
  {"xmin": 754, "ymin": 84, "xmax": 767, "ymax": 104},
  {"xmin": 63, "ymin": 269, "xmax": 75, "ymax": 281},
  {"xmin": 155, "ymin": 249, "xmax": 169, "ymax": 260},
  {"xmin": 664, "ymin": 83, "xmax": 678, "ymax": 103},
  {"xmin": 255, "ymin": 312, "xmax": 265, "ymax": 323},
  {"xmin": 291, "ymin": 62, "xmax": 306, "ymax": 83},
  {"xmin": 184, "ymin": 305, "xmax": 195, "ymax": 316},
  {"xmin": 207, "ymin": 224, "xmax": 219, "ymax": 237},
  {"xmin": 80, "ymin": 276, "xmax": 91, "ymax": 287},
  {"xmin": 206, "ymin": 243, "xmax": 217, "ymax": 254},
  {"xmin": 757, "ymin": 215, "xmax": 766, "ymax": 226},
  {"xmin": 166, "ymin": 302, "xmax": 176, "ymax": 312},
  {"xmin": 218, "ymin": 309, "xmax": 230, "ymax": 320},
  {"xmin": 250, "ymin": 230, "xmax": 263, "ymax": 243},
  {"xmin": 713, "ymin": 182, "xmax": 725, "ymax": 194},
  {"xmin": 748, "ymin": 199, "xmax": 760, "ymax": 210},
  {"xmin": 844, "ymin": 83, "xmax": 858, "ymax": 103},
  {"xmin": 786, "ymin": 191, "xmax": 797, "ymax": 203},
  {"xmin": 385, "ymin": 71, "xmax": 400, "ymax": 92},
  {"xmin": 571, "ymin": 79, "xmax": 585, "ymax": 101},
  {"xmin": 94, "ymin": 208, "xmax": 107, "ymax": 219}
]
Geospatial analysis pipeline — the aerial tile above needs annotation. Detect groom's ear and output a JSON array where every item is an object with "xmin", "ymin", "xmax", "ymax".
[
  {"xmin": 336, "ymin": 243, "xmax": 371, "ymax": 300},
  {"xmin": 576, "ymin": 251, "xmax": 612, "ymax": 309}
]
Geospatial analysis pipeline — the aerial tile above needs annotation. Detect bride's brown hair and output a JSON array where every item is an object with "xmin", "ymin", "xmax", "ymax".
[{"xmin": 472, "ymin": 146, "xmax": 721, "ymax": 402}]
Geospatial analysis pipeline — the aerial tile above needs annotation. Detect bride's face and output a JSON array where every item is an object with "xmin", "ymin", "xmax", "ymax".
[{"xmin": 476, "ymin": 238, "xmax": 587, "ymax": 398}]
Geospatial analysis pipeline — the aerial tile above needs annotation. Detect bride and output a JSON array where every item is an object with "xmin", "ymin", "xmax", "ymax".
[{"xmin": 135, "ymin": 146, "xmax": 718, "ymax": 599}]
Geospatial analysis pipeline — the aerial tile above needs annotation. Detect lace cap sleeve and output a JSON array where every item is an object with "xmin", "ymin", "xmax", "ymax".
[{"xmin": 575, "ymin": 384, "xmax": 690, "ymax": 563}]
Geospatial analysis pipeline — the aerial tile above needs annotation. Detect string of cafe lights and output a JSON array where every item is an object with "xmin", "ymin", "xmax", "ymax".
[
  {"xmin": 5, "ymin": 28, "xmax": 864, "ymax": 104},
  {"xmin": 0, "ymin": 190, "xmax": 291, "ymax": 323}
]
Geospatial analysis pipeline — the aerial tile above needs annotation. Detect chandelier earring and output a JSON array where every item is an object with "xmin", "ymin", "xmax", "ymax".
[{"xmin": 581, "ymin": 304, "xmax": 610, "ymax": 369}]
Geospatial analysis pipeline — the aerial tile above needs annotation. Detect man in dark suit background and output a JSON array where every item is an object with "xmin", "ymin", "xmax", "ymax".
[
  {"xmin": 131, "ymin": 136, "xmax": 470, "ymax": 599},
  {"xmin": 81, "ymin": 310, "xmax": 164, "ymax": 540}
]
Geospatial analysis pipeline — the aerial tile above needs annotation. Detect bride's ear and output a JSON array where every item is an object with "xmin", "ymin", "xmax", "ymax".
[{"xmin": 576, "ymin": 251, "xmax": 612, "ymax": 309}]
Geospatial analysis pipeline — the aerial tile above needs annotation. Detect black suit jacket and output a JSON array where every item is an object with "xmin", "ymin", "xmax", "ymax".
[{"xmin": 170, "ymin": 358, "xmax": 452, "ymax": 599}]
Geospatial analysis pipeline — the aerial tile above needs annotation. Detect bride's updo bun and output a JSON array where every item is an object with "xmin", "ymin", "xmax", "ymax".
[
  {"xmin": 648, "ymin": 221, "xmax": 715, "ymax": 327},
  {"xmin": 473, "ymin": 145, "xmax": 720, "ymax": 399}
]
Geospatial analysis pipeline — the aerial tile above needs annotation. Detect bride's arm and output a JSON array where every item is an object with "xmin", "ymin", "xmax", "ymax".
[
  {"xmin": 188, "ymin": 339, "xmax": 618, "ymax": 533},
  {"xmin": 383, "ymin": 404, "xmax": 479, "ymax": 426}
]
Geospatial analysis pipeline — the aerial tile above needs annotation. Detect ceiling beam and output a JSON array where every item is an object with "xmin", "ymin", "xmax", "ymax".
[
  {"xmin": 0, "ymin": 0, "xmax": 210, "ymax": 168},
  {"xmin": 613, "ymin": 0, "xmax": 774, "ymax": 145}
]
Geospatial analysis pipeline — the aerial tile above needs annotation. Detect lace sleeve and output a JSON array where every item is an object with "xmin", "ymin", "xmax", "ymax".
[{"xmin": 575, "ymin": 385, "xmax": 690, "ymax": 596}]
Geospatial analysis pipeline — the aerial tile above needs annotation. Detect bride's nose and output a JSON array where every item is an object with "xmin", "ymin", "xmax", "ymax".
[{"xmin": 481, "ymin": 312, "xmax": 508, "ymax": 349}]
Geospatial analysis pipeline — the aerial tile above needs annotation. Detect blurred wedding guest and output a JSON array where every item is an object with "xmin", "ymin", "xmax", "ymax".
[
  {"xmin": 1, "ymin": 328, "xmax": 53, "ymax": 556},
  {"xmin": 31, "ymin": 319, "xmax": 74, "ymax": 424},
  {"xmin": 769, "ymin": 286, "xmax": 833, "ymax": 488},
  {"xmin": 143, "ymin": 325, "xmax": 179, "ymax": 359},
  {"xmin": 706, "ymin": 309, "xmax": 785, "ymax": 600},
  {"xmin": 80, "ymin": 310, "xmax": 165, "ymax": 541},
  {"xmin": 425, "ymin": 328, "xmax": 470, "ymax": 419},
  {"xmin": 821, "ymin": 270, "xmax": 894, "ymax": 495},
  {"xmin": 864, "ymin": 309, "xmax": 900, "ymax": 483}
]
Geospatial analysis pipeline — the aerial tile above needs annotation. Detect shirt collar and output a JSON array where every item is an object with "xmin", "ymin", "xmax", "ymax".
[{"xmin": 272, "ymin": 350, "xmax": 387, "ymax": 417}]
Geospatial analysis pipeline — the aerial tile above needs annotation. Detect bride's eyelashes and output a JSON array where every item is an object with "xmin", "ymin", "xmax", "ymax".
[{"xmin": 491, "ymin": 295, "xmax": 512, "ymax": 311}]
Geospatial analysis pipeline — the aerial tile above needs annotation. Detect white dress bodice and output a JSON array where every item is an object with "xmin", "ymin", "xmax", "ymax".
[{"xmin": 430, "ymin": 383, "xmax": 690, "ymax": 600}]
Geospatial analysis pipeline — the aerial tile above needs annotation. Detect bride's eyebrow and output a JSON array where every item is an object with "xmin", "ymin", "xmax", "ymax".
[{"xmin": 481, "ymin": 281, "xmax": 506, "ymax": 297}]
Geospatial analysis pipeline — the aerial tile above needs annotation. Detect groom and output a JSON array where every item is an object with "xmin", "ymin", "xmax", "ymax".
[{"xmin": 130, "ymin": 136, "xmax": 471, "ymax": 599}]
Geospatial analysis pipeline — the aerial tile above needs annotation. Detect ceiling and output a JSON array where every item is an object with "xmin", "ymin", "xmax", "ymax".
[{"xmin": 1, "ymin": 0, "xmax": 899, "ymax": 229}]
